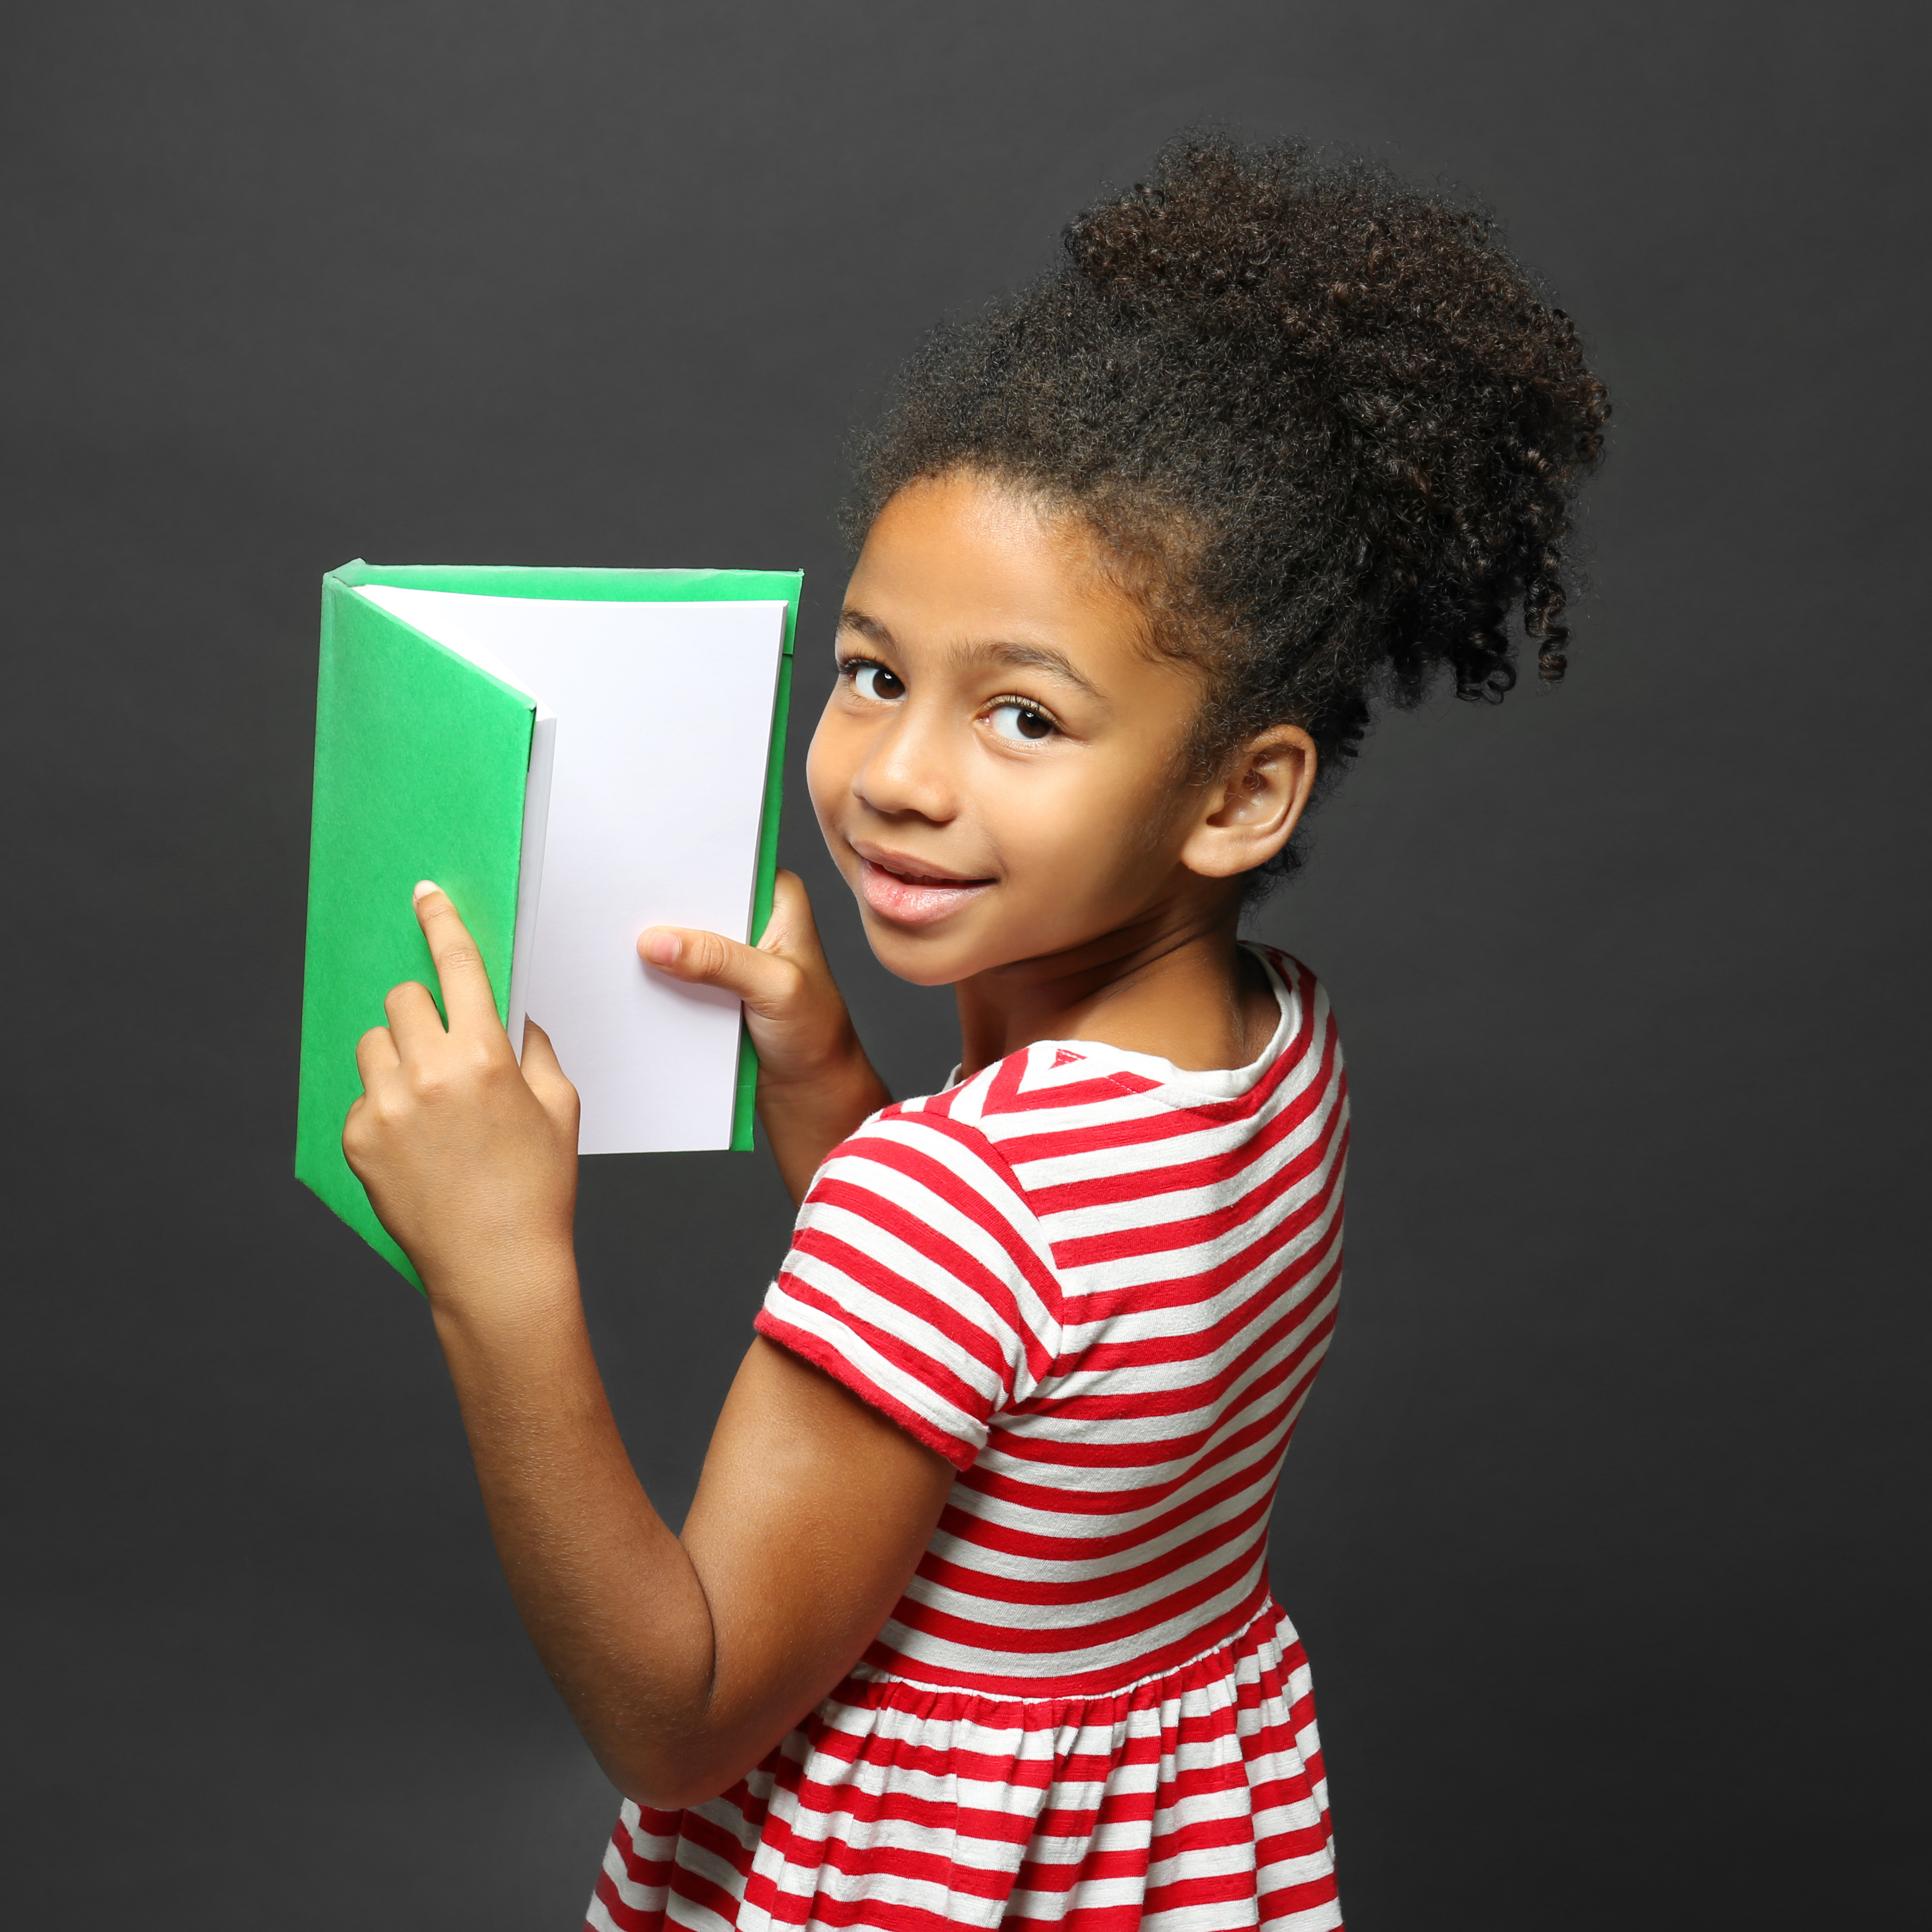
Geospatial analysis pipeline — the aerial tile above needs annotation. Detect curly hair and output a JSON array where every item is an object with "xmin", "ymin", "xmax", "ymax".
[{"xmin": 846, "ymin": 134, "xmax": 1609, "ymax": 884}]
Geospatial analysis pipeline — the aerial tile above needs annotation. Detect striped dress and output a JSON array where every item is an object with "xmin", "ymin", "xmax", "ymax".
[{"xmin": 588, "ymin": 946, "xmax": 1348, "ymax": 1932}]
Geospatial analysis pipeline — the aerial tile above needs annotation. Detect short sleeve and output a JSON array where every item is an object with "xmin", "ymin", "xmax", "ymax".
[{"xmin": 756, "ymin": 1109, "xmax": 1064, "ymax": 1471}]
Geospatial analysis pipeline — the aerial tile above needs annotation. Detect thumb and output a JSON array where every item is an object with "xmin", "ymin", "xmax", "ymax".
[
  {"xmin": 638, "ymin": 924, "xmax": 799, "ymax": 1017},
  {"xmin": 755, "ymin": 869, "xmax": 832, "ymax": 972},
  {"xmin": 518, "ymin": 1020, "xmax": 581, "ymax": 1132}
]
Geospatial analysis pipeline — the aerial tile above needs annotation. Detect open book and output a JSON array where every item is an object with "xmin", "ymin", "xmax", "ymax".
[{"xmin": 296, "ymin": 561, "xmax": 800, "ymax": 1285}]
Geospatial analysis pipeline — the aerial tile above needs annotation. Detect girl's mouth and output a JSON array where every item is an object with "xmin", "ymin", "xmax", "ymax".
[{"xmin": 856, "ymin": 854, "xmax": 994, "ymax": 927}]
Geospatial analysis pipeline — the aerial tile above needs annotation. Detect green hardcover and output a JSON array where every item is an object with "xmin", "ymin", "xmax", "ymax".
[{"xmin": 296, "ymin": 560, "xmax": 801, "ymax": 1286}]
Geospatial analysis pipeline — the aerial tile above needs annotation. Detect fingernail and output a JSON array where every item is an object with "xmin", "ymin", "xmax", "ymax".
[
  {"xmin": 641, "ymin": 929, "xmax": 680, "ymax": 967},
  {"xmin": 414, "ymin": 880, "xmax": 439, "ymax": 902}
]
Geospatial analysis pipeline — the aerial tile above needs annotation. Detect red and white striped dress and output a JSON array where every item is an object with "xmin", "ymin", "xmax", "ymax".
[{"xmin": 588, "ymin": 947, "xmax": 1348, "ymax": 1932}]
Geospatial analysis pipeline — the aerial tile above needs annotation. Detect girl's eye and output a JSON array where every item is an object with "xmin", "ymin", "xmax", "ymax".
[
  {"xmin": 847, "ymin": 660, "xmax": 906, "ymax": 702},
  {"xmin": 986, "ymin": 699, "xmax": 1058, "ymax": 744}
]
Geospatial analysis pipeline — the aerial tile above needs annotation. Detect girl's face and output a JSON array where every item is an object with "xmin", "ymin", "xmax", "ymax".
[{"xmin": 808, "ymin": 471, "xmax": 1274, "ymax": 988}]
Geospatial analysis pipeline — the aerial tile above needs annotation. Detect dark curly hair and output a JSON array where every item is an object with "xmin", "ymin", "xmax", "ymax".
[{"xmin": 846, "ymin": 134, "xmax": 1609, "ymax": 884}]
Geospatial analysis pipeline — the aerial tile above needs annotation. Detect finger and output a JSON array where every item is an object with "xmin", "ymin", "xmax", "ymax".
[
  {"xmin": 412, "ymin": 882, "xmax": 505, "ymax": 1036},
  {"xmin": 519, "ymin": 1021, "xmax": 582, "ymax": 1133},
  {"xmin": 342, "ymin": 1092, "xmax": 371, "ymax": 1171},
  {"xmin": 354, "ymin": 1023, "xmax": 400, "ymax": 1090},
  {"xmin": 638, "ymin": 922, "xmax": 800, "ymax": 1018},
  {"xmin": 758, "ymin": 870, "xmax": 831, "ymax": 970},
  {"xmin": 382, "ymin": 978, "xmax": 448, "ymax": 1055}
]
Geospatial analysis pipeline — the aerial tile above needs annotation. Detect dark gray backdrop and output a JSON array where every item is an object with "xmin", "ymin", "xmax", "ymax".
[{"xmin": 6, "ymin": 3, "xmax": 1924, "ymax": 1925}]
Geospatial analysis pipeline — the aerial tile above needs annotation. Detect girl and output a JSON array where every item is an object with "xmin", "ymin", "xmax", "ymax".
[{"xmin": 344, "ymin": 136, "xmax": 1606, "ymax": 1931}]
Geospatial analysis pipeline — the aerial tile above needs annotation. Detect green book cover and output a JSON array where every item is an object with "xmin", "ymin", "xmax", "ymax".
[{"xmin": 295, "ymin": 560, "xmax": 800, "ymax": 1288}]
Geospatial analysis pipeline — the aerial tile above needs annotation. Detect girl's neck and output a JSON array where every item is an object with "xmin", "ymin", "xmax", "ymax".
[{"xmin": 953, "ymin": 898, "xmax": 1277, "ymax": 1080}]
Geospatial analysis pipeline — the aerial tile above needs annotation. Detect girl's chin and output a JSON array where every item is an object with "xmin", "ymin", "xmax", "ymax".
[{"xmin": 855, "ymin": 910, "xmax": 985, "ymax": 988}]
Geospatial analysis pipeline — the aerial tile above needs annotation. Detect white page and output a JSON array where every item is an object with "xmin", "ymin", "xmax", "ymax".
[
  {"xmin": 356, "ymin": 585, "xmax": 787, "ymax": 1154},
  {"xmin": 504, "ymin": 708, "xmax": 556, "ymax": 1052}
]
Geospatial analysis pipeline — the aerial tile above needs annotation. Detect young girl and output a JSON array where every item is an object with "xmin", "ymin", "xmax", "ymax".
[{"xmin": 343, "ymin": 136, "xmax": 1606, "ymax": 1931}]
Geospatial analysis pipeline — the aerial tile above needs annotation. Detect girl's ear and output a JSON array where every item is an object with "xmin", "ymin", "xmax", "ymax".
[{"xmin": 1179, "ymin": 726, "xmax": 1318, "ymax": 879}]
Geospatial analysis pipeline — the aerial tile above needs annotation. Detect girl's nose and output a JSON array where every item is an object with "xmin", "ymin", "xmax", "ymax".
[{"xmin": 851, "ymin": 705, "xmax": 958, "ymax": 824}]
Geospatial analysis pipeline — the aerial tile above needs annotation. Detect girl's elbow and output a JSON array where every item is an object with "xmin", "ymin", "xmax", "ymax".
[
  {"xmin": 607, "ymin": 1744, "xmax": 750, "ymax": 1814},
  {"xmin": 618, "ymin": 1776, "xmax": 708, "ymax": 1812}
]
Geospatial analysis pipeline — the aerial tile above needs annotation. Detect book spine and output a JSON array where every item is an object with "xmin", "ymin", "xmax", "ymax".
[{"xmin": 730, "ymin": 641, "xmax": 795, "ymax": 1153}]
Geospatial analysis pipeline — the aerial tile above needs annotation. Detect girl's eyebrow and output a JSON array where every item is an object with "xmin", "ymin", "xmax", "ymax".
[
  {"xmin": 838, "ymin": 608, "xmax": 893, "ymax": 645},
  {"xmin": 980, "ymin": 640, "xmax": 1102, "ymax": 702},
  {"xmin": 838, "ymin": 609, "xmax": 1101, "ymax": 701}
]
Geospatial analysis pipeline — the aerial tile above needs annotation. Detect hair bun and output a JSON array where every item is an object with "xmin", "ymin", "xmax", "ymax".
[
  {"xmin": 850, "ymin": 133, "xmax": 1609, "ymax": 888},
  {"xmin": 1065, "ymin": 142, "xmax": 1302, "ymax": 309}
]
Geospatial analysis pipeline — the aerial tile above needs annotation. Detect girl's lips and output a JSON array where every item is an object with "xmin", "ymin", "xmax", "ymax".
[{"xmin": 857, "ymin": 856, "xmax": 993, "ymax": 927}]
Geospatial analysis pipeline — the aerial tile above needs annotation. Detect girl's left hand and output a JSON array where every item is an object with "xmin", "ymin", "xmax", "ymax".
[
  {"xmin": 344, "ymin": 882, "xmax": 581, "ymax": 1305},
  {"xmin": 638, "ymin": 869, "xmax": 889, "ymax": 1203}
]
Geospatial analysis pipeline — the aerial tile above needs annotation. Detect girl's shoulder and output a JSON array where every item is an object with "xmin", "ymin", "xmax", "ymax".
[
  {"xmin": 772, "ymin": 949, "xmax": 1346, "ymax": 1463},
  {"xmin": 871, "ymin": 944, "xmax": 1337, "ymax": 1172}
]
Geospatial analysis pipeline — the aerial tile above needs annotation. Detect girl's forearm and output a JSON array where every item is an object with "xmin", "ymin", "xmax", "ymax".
[{"xmin": 425, "ymin": 1252, "xmax": 728, "ymax": 1806}]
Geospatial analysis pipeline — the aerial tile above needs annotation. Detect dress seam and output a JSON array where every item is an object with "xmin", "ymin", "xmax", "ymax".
[{"xmin": 848, "ymin": 1594, "xmax": 1284, "ymax": 1709}]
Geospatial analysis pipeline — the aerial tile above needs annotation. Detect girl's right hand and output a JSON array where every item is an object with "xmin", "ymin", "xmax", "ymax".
[{"xmin": 639, "ymin": 869, "xmax": 889, "ymax": 1202}]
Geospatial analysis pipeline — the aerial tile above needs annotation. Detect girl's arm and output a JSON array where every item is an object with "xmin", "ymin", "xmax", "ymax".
[
  {"xmin": 639, "ymin": 870, "xmax": 890, "ymax": 1203},
  {"xmin": 432, "ymin": 1312, "xmax": 950, "ymax": 1810},
  {"xmin": 345, "ymin": 887, "xmax": 953, "ymax": 1809}
]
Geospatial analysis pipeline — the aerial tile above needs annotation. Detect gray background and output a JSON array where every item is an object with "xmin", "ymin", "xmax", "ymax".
[{"xmin": 6, "ymin": 2, "xmax": 1924, "ymax": 1924}]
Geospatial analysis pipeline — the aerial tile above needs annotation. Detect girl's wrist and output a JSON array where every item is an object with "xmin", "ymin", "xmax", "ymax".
[
  {"xmin": 757, "ymin": 1034, "xmax": 888, "ymax": 1120},
  {"xmin": 420, "ymin": 1236, "xmax": 584, "ymax": 1336},
  {"xmin": 756, "ymin": 1043, "xmax": 890, "ymax": 1204}
]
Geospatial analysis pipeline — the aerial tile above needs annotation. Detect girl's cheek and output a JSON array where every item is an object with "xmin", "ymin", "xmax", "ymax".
[
  {"xmin": 804, "ymin": 712, "xmax": 852, "ymax": 824},
  {"xmin": 985, "ymin": 788, "xmax": 1093, "ymax": 899},
  {"xmin": 1008, "ymin": 765, "xmax": 1173, "ymax": 905}
]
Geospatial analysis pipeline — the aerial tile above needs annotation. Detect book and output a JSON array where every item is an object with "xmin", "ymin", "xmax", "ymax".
[{"xmin": 295, "ymin": 560, "xmax": 800, "ymax": 1286}]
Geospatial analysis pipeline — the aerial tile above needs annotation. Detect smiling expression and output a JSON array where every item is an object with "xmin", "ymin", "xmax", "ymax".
[{"xmin": 806, "ymin": 471, "xmax": 1229, "ymax": 989}]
